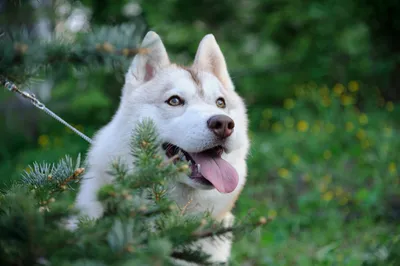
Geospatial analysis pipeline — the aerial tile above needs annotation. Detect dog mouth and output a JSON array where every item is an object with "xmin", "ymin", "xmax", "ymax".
[{"xmin": 162, "ymin": 143, "xmax": 239, "ymax": 193}]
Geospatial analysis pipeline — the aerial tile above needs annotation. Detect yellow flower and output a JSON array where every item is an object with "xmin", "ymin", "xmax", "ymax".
[
  {"xmin": 356, "ymin": 129, "xmax": 366, "ymax": 140},
  {"xmin": 290, "ymin": 154, "xmax": 300, "ymax": 165},
  {"xmin": 389, "ymin": 162, "xmax": 397, "ymax": 175},
  {"xmin": 268, "ymin": 209, "xmax": 277, "ymax": 219},
  {"xmin": 38, "ymin": 135, "xmax": 50, "ymax": 148},
  {"xmin": 386, "ymin": 101, "xmax": 394, "ymax": 112},
  {"xmin": 341, "ymin": 94, "xmax": 354, "ymax": 106},
  {"xmin": 323, "ymin": 150, "xmax": 332, "ymax": 160},
  {"xmin": 272, "ymin": 122, "xmax": 283, "ymax": 133},
  {"xmin": 278, "ymin": 168, "xmax": 290, "ymax": 179},
  {"xmin": 284, "ymin": 98, "xmax": 295, "ymax": 110},
  {"xmin": 262, "ymin": 108, "xmax": 273, "ymax": 119},
  {"xmin": 348, "ymin": 81, "xmax": 359, "ymax": 92},
  {"xmin": 345, "ymin": 122, "xmax": 354, "ymax": 132},
  {"xmin": 284, "ymin": 116, "xmax": 295, "ymax": 128},
  {"xmin": 297, "ymin": 120, "xmax": 309, "ymax": 132},
  {"xmin": 358, "ymin": 114, "xmax": 368, "ymax": 125},
  {"xmin": 322, "ymin": 191, "xmax": 334, "ymax": 201},
  {"xmin": 333, "ymin": 84, "xmax": 345, "ymax": 96}
]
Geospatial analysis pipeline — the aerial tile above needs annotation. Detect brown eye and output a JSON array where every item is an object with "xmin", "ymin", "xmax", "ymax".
[
  {"xmin": 216, "ymin": 97, "xmax": 226, "ymax": 108},
  {"xmin": 166, "ymin": 96, "xmax": 184, "ymax": 106}
]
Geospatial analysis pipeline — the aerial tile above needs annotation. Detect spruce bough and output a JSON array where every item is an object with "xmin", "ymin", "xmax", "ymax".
[{"xmin": 0, "ymin": 119, "xmax": 266, "ymax": 265}]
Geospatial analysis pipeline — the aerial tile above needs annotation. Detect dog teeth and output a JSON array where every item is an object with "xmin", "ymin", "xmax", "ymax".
[
  {"xmin": 178, "ymin": 150, "xmax": 185, "ymax": 161},
  {"xmin": 196, "ymin": 164, "xmax": 201, "ymax": 172}
]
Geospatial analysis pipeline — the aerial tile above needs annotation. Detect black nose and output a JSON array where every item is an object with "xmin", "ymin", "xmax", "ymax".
[{"xmin": 207, "ymin": 115, "xmax": 235, "ymax": 139}]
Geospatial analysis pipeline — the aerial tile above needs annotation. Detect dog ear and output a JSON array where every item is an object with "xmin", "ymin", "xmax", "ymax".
[
  {"xmin": 193, "ymin": 34, "xmax": 234, "ymax": 90},
  {"xmin": 124, "ymin": 31, "xmax": 170, "ymax": 91}
]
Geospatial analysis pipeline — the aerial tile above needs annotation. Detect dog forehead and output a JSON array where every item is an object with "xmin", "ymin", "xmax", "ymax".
[
  {"xmin": 164, "ymin": 71, "xmax": 198, "ymax": 95},
  {"xmin": 158, "ymin": 67, "xmax": 223, "ymax": 99},
  {"xmin": 198, "ymin": 72, "xmax": 224, "ymax": 97}
]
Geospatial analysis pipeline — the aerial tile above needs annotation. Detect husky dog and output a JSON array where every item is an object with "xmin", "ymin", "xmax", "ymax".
[{"xmin": 73, "ymin": 31, "xmax": 250, "ymax": 264}]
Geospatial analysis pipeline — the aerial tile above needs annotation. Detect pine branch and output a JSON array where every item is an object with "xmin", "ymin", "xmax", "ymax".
[
  {"xmin": 192, "ymin": 216, "xmax": 270, "ymax": 240},
  {"xmin": 98, "ymin": 119, "xmax": 189, "ymax": 218},
  {"xmin": 21, "ymin": 154, "xmax": 84, "ymax": 205},
  {"xmin": 130, "ymin": 118, "xmax": 161, "ymax": 161},
  {"xmin": 0, "ymin": 23, "xmax": 147, "ymax": 85},
  {"xmin": 57, "ymin": 167, "xmax": 85, "ymax": 190}
]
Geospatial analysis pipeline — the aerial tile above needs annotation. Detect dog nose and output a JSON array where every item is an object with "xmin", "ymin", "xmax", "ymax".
[{"xmin": 207, "ymin": 115, "xmax": 235, "ymax": 139}]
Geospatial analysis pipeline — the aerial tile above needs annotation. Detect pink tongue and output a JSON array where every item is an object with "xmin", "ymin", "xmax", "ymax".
[{"xmin": 190, "ymin": 152, "xmax": 239, "ymax": 193}]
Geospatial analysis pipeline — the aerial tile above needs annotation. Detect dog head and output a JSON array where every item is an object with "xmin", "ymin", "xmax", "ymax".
[{"xmin": 121, "ymin": 31, "xmax": 249, "ymax": 195}]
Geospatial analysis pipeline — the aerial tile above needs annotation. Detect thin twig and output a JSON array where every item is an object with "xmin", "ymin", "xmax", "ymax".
[
  {"xmin": 60, "ymin": 167, "xmax": 85, "ymax": 188},
  {"xmin": 159, "ymin": 154, "xmax": 179, "ymax": 167},
  {"xmin": 192, "ymin": 217, "xmax": 271, "ymax": 240},
  {"xmin": 180, "ymin": 197, "xmax": 193, "ymax": 215}
]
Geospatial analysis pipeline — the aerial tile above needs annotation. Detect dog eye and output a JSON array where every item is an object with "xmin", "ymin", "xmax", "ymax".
[
  {"xmin": 166, "ymin": 96, "xmax": 184, "ymax": 106},
  {"xmin": 216, "ymin": 98, "xmax": 226, "ymax": 108}
]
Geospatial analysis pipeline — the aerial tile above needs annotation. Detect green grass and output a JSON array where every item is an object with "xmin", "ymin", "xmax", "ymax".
[{"xmin": 233, "ymin": 82, "xmax": 400, "ymax": 265}]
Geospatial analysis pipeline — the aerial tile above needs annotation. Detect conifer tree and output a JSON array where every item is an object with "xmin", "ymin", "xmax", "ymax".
[{"xmin": 0, "ymin": 119, "xmax": 266, "ymax": 265}]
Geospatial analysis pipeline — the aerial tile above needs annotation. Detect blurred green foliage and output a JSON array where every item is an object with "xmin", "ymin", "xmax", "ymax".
[
  {"xmin": 233, "ymin": 83, "xmax": 399, "ymax": 264},
  {"xmin": 1, "ymin": 0, "xmax": 400, "ymax": 265}
]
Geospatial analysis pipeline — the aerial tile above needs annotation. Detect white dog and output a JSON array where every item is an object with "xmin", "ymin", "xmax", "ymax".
[{"xmin": 73, "ymin": 31, "xmax": 250, "ymax": 264}]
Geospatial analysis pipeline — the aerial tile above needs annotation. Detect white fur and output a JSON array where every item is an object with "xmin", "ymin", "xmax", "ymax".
[{"xmin": 73, "ymin": 31, "xmax": 250, "ymax": 264}]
